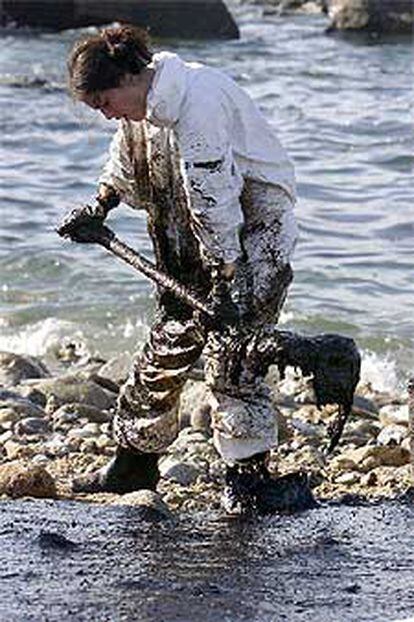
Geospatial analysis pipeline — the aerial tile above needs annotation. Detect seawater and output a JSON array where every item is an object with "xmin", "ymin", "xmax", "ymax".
[{"xmin": 0, "ymin": 6, "xmax": 413, "ymax": 390}]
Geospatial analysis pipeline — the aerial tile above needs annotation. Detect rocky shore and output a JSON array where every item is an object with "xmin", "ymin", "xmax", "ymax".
[
  {"xmin": 245, "ymin": 0, "xmax": 413, "ymax": 35},
  {"xmin": 0, "ymin": 342, "xmax": 412, "ymax": 516}
]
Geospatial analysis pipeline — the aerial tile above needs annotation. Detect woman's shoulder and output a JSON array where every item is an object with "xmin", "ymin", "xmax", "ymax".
[{"xmin": 184, "ymin": 62, "xmax": 238, "ymax": 105}]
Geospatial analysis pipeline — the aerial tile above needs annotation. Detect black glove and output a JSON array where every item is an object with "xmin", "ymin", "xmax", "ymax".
[
  {"xmin": 56, "ymin": 204, "xmax": 107, "ymax": 244},
  {"xmin": 57, "ymin": 185, "xmax": 120, "ymax": 244}
]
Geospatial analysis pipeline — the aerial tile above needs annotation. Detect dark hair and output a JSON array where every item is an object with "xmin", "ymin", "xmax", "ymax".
[{"xmin": 68, "ymin": 25, "xmax": 153, "ymax": 99}]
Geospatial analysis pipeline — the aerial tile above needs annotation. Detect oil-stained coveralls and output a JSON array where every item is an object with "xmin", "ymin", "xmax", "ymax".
[{"xmin": 99, "ymin": 52, "xmax": 298, "ymax": 464}]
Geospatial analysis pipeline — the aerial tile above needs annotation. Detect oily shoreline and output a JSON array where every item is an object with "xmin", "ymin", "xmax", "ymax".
[{"xmin": 0, "ymin": 341, "xmax": 412, "ymax": 515}]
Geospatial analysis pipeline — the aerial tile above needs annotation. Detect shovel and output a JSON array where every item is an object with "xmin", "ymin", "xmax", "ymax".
[{"xmin": 56, "ymin": 209, "xmax": 214, "ymax": 320}]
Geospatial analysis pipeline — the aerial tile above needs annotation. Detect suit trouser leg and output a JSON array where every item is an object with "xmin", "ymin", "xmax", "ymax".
[
  {"xmin": 206, "ymin": 183, "xmax": 297, "ymax": 464},
  {"xmin": 113, "ymin": 316, "xmax": 205, "ymax": 454},
  {"xmin": 205, "ymin": 263, "xmax": 293, "ymax": 464}
]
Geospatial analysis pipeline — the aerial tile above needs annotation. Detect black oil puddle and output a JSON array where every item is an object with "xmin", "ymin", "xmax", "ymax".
[{"xmin": 1, "ymin": 499, "xmax": 414, "ymax": 621}]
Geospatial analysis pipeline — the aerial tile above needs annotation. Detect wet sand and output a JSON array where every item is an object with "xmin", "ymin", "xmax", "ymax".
[{"xmin": 1, "ymin": 498, "xmax": 414, "ymax": 621}]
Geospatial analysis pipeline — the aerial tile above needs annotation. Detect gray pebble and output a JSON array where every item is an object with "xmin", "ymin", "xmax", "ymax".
[
  {"xmin": 14, "ymin": 417, "xmax": 50, "ymax": 436},
  {"xmin": 159, "ymin": 457, "xmax": 201, "ymax": 486},
  {"xmin": 31, "ymin": 454, "xmax": 50, "ymax": 466}
]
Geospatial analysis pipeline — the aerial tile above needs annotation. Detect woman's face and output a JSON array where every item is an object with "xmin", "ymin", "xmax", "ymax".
[{"xmin": 82, "ymin": 71, "xmax": 152, "ymax": 122}]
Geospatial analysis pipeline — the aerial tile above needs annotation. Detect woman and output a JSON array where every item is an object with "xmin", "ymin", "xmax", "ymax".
[{"xmin": 64, "ymin": 25, "xmax": 301, "ymax": 514}]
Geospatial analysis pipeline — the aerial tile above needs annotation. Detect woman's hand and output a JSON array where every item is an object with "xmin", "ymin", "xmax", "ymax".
[{"xmin": 56, "ymin": 204, "xmax": 107, "ymax": 243}]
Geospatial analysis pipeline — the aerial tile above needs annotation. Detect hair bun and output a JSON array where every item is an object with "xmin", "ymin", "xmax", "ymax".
[
  {"xmin": 102, "ymin": 29, "xmax": 129, "ymax": 60},
  {"xmin": 100, "ymin": 26, "xmax": 151, "ymax": 71}
]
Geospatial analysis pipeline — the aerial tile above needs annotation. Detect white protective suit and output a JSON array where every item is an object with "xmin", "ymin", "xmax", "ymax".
[{"xmin": 99, "ymin": 52, "xmax": 299, "ymax": 462}]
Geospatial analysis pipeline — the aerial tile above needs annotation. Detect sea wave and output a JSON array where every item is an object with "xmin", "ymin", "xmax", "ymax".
[
  {"xmin": 0, "ymin": 314, "xmax": 406, "ymax": 396},
  {"xmin": 359, "ymin": 350, "xmax": 400, "ymax": 394},
  {"xmin": 0, "ymin": 317, "xmax": 84, "ymax": 357}
]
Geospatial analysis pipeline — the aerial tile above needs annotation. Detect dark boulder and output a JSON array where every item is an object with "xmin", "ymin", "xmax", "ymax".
[
  {"xmin": 325, "ymin": 0, "xmax": 413, "ymax": 34},
  {"xmin": 1, "ymin": 0, "xmax": 239, "ymax": 39}
]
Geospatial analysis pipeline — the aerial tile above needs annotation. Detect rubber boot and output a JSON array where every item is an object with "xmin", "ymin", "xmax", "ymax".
[
  {"xmin": 255, "ymin": 470, "xmax": 317, "ymax": 515},
  {"xmin": 221, "ymin": 452, "xmax": 317, "ymax": 516},
  {"xmin": 71, "ymin": 447, "xmax": 160, "ymax": 494},
  {"xmin": 221, "ymin": 452, "xmax": 269, "ymax": 516}
]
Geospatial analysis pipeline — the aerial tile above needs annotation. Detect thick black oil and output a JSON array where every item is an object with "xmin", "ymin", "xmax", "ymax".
[{"xmin": 1, "ymin": 499, "xmax": 414, "ymax": 621}]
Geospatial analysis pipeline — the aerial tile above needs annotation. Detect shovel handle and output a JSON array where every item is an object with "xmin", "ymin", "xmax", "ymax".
[{"xmin": 93, "ymin": 225, "xmax": 214, "ymax": 319}]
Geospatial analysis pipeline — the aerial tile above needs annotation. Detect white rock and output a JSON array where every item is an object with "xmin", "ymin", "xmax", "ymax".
[
  {"xmin": 295, "ymin": 387, "xmax": 316, "ymax": 404},
  {"xmin": 179, "ymin": 380, "xmax": 212, "ymax": 433},
  {"xmin": 95, "ymin": 434, "xmax": 113, "ymax": 449},
  {"xmin": 335, "ymin": 471, "xmax": 360, "ymax": 486},
  {"xmin": 379, "ymin": 404, "xmax": 409, "ymax": 427},
  {"xmin": 277, "ymin": 368, "xmax": 310, "ymax": 397},
  {"xmin": 82, "ymin": 422, "xmax": 101, "ymax": 435},
  {"xmin": 43, "ymin": 435, "xmax": 70, "ymax": 457},
  {"xmin": 31, "ymin": 454, "xmax": 50, "ymax": 466},
  {"xmin": 377, "ymin": 424, "xmax": 407, "ymax": 447},
  {"xmin": 68, "ymin": 426, "xmax": 98, "ymax": 440},
  {"xmin": 0, "ymin": 430, "xmax": 13, "ymax": 445}
]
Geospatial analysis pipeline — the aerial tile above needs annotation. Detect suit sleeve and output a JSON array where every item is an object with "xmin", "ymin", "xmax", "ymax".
[{"xmin": 98, "ymin": 121, "xmax": 144, "ymax": 209}]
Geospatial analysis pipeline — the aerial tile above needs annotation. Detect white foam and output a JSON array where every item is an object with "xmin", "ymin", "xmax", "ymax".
[
  {"xmin": 0, "ymin": 318, "xmax": 84, "ymax": 357},
  {"xmin": 360, "ymin": 350, "xmax": 399, "ymax": 394},
  {"xmin": 121, "ymin": 316, "xmax": 149, "ymax": 341},
  {"xmin": 278, "ymin": 309, "xmax": 294, "ymax": 324}
]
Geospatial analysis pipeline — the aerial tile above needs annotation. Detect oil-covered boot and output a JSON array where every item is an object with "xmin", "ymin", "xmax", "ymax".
[
  {"xmin": 71, "ymin": 447, "xmax": 160, "ymax": 494},
  {"xmin": 255, "ymin": 470, "xmax": 317, "ymax": 515},
  {"xmin": 221, "ymin": 452, "xmax": 269, "ymax": 515},
  {"xmin": 222, "ymin": 452, "xmax": 317, "ymax": 516}
]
